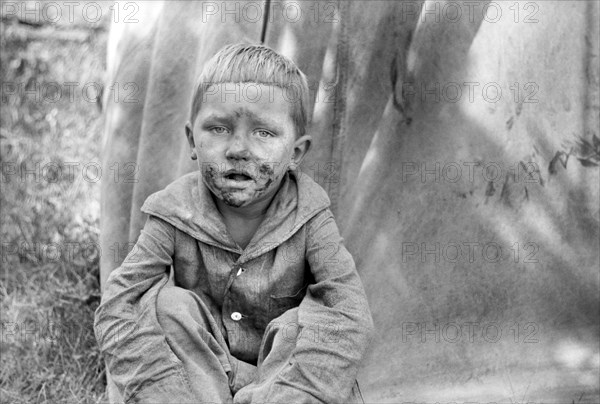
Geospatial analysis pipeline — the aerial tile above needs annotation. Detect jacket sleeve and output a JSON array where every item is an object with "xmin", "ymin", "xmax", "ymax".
[
  {"xmin": 94, "ymin": 215, "xmax": 195, "ymax": 403},
  {"xmin": 263, "ymin": 208, "xmax": 375, "ymax": 403}
]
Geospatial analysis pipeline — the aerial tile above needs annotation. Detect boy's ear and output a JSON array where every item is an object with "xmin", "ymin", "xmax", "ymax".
[
  {"xmin": 293, "ymin": 135, "xmax": 312, "ymax": 165},
  {"xmin": 185, "ymin": 121, "xmax": 195, "ymax": 149}
]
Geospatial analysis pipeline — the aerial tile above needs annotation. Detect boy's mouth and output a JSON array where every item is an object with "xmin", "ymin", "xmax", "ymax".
[
  {"xmin": 226, "ymin": 173, "xmax": 252, "ymax": 181},
  {"xmin": 223, "ymin": 169, "xmax": 254, "ymax": 182}
]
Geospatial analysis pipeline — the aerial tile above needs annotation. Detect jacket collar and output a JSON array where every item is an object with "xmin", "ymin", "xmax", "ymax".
[{"xmin": 141, "ymin": 170, "xmax": 330, "ymax": 262}]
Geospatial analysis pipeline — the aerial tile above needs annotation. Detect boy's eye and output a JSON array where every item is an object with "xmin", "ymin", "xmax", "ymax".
[
  {"xmin": 210, "ymin": 126, "xmax": 229, "ymax": 135},
  {"xmin": 254, "ymin": 129, "xmax": 275, "ymax": 138}
]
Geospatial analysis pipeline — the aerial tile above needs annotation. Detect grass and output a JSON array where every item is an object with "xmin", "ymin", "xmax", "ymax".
[{"xmin": 1, "ymin": 5, "xmax": 111, "ymax": 403}]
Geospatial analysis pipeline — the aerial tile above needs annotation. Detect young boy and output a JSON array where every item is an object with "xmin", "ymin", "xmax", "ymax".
[{"xmin": 95, "ymin": 44, "xmax": 374, "ymax": 403}]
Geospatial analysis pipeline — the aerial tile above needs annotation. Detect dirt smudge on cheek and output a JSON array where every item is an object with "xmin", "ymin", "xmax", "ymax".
[
  {"xmin": 252, "ymin": 163, "xmax": 276, "ymax": 195},
  {"xmin": 204, "ymin": 165, "xmax": 218, "ymax": 186},
  {"xmin": 202, "ymin": 165, "xmax": 224, "ymax": 199},
  {"xmin": 259, "ymin": 163, "xmax": 274, "ymax": 177},
  {"xmin": 255, "ymin": 178, "xmax": 273, "ymax": 193}
]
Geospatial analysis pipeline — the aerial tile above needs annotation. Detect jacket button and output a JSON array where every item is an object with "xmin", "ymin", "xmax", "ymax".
[{"xmin": 231, "ymin": 312, "xmax": 242, "ymax": 321}]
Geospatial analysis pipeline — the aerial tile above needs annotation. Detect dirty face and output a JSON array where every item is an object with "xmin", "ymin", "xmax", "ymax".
[{"xmin": 186, "ymin": 83, "xmax": 310, "ymax": 210}]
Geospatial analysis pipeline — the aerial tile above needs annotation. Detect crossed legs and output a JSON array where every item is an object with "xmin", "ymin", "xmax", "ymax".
[{"xmin": 155, "ymin": 286, "xmax": 363, "ymax": 403}]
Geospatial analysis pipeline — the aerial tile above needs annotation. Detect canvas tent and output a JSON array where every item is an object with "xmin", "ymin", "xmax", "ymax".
[{"xmin": 101, "ymin": 1, "xmax": 600, "ymax": 401}]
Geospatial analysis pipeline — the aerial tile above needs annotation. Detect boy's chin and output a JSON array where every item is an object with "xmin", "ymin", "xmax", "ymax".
[
  {"xmin": 212, "ymin": 187, "xmax": 262, "ymax": 209},
  {"xmin": 219, "ymin": 190, "xmax": 249, "ymax": 208}
]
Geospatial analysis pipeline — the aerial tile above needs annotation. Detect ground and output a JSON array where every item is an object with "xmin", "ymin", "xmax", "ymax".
[{"xmin": 1, "ymin": 3, "xmax": 110, "ymax": 402}]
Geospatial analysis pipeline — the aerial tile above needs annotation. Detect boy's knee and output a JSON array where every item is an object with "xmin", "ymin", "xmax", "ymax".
[
  {"xmin": 156, "ymin": 286, "xmax": 197, "ymax": 320},
  {"xmin": 156, "ymin": 286, "xmax": 218, "ymax": 340}
]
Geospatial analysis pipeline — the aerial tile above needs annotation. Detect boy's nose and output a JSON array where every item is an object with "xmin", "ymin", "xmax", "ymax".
[{"xmin": 225, "ymin": 134, "xmax": 251, "ymax": 160}]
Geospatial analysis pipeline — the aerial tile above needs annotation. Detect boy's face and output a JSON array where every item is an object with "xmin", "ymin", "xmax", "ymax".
[{"xmin": 186, "ymin": 83, "xmax": 311, "ymax": 210}]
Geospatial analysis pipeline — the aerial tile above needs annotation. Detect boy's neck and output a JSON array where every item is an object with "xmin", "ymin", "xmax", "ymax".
[{"xmin": 212, "ymin": 193, "xmax": 276, "ymax": 250}]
